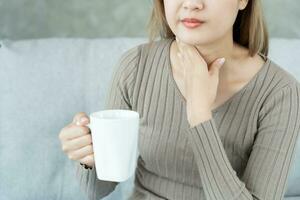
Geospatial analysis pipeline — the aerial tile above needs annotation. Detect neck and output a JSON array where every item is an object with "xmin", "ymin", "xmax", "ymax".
[
  {"xmin": 171, "ymin": 31, "xmax": 250, "ymax": 83},
  {"xmin": 175, "ymin": 29, "xmax": 245, "ymax": 68},
  {"xmin": 194, "ymin": 33, "xmax": 234, "ymax": 66}
]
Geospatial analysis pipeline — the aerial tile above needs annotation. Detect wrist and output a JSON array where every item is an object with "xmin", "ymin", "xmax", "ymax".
[{"xmin": 189, "ymin": 111, "xmax": 212, "ymax": 127}]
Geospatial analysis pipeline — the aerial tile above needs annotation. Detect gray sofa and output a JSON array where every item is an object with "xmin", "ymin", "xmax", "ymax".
[{"xmin": 0, "ymin": 37, "xmax": 299, "ymax": 200}]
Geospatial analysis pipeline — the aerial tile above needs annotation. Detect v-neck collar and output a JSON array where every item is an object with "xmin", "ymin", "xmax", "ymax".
[{"xmin": 165, "ymin": 37, "xmax": 271, "ymax": 113}]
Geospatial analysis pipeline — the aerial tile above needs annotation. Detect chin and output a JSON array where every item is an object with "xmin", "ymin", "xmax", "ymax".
[
  {"xmin": 176, "ymin": 31, "xmax": 221, "ymax": 46},
  {"xmin": 176, "ymin": 34, "xmax": 208, "ymax": 46}
]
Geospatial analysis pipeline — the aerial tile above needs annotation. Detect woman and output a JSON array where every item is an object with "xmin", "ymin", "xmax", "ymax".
[{"xmin": 59, "ymin": 0, "xmax": 300, "ymax": 199}]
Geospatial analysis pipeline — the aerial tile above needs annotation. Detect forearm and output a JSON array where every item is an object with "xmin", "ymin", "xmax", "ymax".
[{"xmin": 186, "ymin": 118, "xmax": 254, "ymax": 199}]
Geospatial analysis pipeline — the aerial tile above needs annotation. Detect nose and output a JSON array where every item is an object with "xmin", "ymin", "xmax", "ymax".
[{"xmin": 183, "ymin": 0, "xmax": 204, "ymax": 11}]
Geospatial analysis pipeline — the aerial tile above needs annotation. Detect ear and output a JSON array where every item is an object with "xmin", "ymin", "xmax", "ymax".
[{"xmin": 238, "ymin": 0, "xmax": 249, "ymax": 10}]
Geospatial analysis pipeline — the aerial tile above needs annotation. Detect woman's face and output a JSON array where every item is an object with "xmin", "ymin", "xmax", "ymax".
[{"xmin": 163, "ymin": 0, "xmax": 248, "ymax": 45}]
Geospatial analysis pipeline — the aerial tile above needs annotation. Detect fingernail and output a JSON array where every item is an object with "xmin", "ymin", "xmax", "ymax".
[
  {"xmin": 218, "ymin": 58, "xmax": 225, "ymax": 65},
  {"xmin": 80, "ymin": 117, "xmax": 88, "ymax": 123}
]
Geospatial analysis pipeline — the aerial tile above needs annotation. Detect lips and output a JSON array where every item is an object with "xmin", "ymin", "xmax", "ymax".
[
  {"xmin": 181, "ymin": 18, "xmax": 204, "ymax": 28},
  {"xmin": 181, "ymin": 18, "xmax": 204, "ymax": 23}
]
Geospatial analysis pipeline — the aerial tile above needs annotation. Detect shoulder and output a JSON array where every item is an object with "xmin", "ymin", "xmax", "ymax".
[
  {"xmin": 112, "ymin": 44, "xmax": 142, "ymax": 83},
  {"xmin": 247, "ymin": 51, "xmax": 300, "ymax": 98},
  {"xmin": 139, "ymin": 38, "xmax": 172, "ymax": 52},
  {"xmin": 259, "ymin": 59, "xmax": 300, "ymax": 111},
  {"xmin": 117, "ymin": 38, "xmax": 173, "ymax": 77},
  {"xmin": 110, "ymin": 38, "xmax": 171, "ymax": 85},
  {"xmin": 117, "ymin": 44, "xmax": 141, "ymax": 69},
  {"xmin": 116, "ymin": 38, "xmax": 170, "ymax": 70},
  {"xmin": 137, "ymin": 38, "xmax": 173, "ymax": 62},
  {"xmin": 266, "ymin": 59, "xmax": 300, "ymax": 92}
]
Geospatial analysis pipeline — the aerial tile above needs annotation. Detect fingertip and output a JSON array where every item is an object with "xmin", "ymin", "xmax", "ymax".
[
  {"xmin": 218, "ymin": 57, "xmax": 226, "ymax": 65},
  {"xmin": 79, "ymin": 117, "xmax": 89, "ymax": 125}
]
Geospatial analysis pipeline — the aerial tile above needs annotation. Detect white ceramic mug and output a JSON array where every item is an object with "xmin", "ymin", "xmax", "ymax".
[{"xmin": 86, "ymin": 109, "xmax": 140, "ymax": 182}]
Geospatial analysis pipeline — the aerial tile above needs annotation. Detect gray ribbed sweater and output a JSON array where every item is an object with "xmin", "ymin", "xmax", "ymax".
[{"xmin": 75, "ymin": 38, "xmax": 300, "ymax": 200}]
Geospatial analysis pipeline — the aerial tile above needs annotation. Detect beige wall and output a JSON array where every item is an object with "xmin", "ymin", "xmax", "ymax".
[{"xmin": 0, "ymin": 0, "xmax": 299, "ymax": 40}]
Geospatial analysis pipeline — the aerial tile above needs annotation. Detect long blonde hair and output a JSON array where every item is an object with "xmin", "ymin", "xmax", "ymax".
[{"xmin": 146, "ymin": 0, "xmax": 269, "ymax": 56}]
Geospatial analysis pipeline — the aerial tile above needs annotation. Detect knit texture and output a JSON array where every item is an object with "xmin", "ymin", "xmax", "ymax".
[{"xmin": 76, "ymin": 38, "xmax": 300, "ymax": 200}]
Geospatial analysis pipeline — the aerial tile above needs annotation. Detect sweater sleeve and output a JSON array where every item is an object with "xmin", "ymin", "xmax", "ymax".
[
  {"xmin": 185, "ymin": 83, "xmax": 300, "ymax": 200},
  {"xmin": 75, "ymin": 45, "xmax": 140, "ymax": 200}
]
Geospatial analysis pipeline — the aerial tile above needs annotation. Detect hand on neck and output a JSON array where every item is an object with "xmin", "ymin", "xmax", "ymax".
[{"xmin": 174, "ymin": 33, "xmax": 243, "ymax": 70}]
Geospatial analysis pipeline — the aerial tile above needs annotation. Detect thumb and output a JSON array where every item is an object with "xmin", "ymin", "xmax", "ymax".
[{"xmin": 209, "ymin": 57, "xmax": 225, "ymax": 76}]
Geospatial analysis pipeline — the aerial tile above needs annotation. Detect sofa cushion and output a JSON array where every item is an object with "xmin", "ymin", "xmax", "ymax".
[
  {"xmin": 0, "ymin": 37, "xmax": 147, "ymax": 200},
  {"xmin": 0, "ymin": 37, "xmax": 299, "ymax": 199}
]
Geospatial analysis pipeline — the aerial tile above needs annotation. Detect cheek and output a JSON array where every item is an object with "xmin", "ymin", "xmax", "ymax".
[
  {"xmin": 164, "ymin": 3, "xmax": 177, "ymax": 31},
  {"xmin": 210, "ymin": 4, "xmax": 239, "ymax": 33}
]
